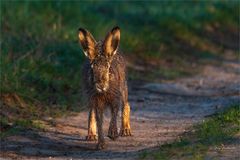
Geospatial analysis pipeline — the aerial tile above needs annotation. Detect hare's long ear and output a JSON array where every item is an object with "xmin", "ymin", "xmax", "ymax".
[
  {"xmin": 103, "ymin": 26, "xmax": 120, "ymax": 57},
  {"xmin": 78, "ymin": 28, "xmax": 97, "ymax": 60}
]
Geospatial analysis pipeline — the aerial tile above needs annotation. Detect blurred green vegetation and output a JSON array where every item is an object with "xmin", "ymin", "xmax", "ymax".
[
  {"xmin": 140, "ymin": 104, "xmax": 240, "ymax": 160},
  {"xmin": 0, "ymin": 1, "xmax": 239, "ymax": 125}
]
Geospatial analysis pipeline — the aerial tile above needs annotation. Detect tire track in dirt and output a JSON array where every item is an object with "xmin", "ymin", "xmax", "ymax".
[{"xmin": 1, "ymin": 61, "xmax": 239, "ymax": 160}]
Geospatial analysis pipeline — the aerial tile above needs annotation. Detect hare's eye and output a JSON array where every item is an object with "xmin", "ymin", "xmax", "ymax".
[{"xmin": 102, "ymin": 75, "xmax": 107, "ymax": 81}]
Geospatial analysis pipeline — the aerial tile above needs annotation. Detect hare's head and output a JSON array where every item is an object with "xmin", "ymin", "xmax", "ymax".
[{"xmin": 78, "ymin": 26, "xmax": 120, "ymax": 93}]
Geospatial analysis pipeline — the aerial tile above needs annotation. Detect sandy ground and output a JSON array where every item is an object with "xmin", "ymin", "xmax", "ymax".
[{"xmin": 0, "ymin": 60, "xmax": 239, "ymax": 160}]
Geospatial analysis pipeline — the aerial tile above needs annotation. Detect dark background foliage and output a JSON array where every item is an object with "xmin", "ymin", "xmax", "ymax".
[{"xmin": 0, "ymin": 0, "xmax": 239, "ymax": 120}]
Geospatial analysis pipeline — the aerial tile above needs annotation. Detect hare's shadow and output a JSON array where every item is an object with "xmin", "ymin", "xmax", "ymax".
[{"xmin": 0, "ymin": 129, "xmax": 139, "ymax": 159}]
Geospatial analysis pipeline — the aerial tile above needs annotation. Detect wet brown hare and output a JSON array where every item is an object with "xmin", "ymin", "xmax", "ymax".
[{"xmin": 78, "ymin": 26, "xmax": 132, "ymax": 150}]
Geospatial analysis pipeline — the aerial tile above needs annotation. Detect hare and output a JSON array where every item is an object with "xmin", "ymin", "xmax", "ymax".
[{"xmin": 78, "ymin": 26, "xmax": 132, "ymax": 150}]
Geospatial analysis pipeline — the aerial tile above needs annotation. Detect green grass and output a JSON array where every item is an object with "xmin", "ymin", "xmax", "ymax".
[
  {"xmin": 140, "ymin": 104, "xmax": 240, "ymax": 160},
  {"xmin": 0, "ymin": 1, "xmax": 239, "ymax": 131},
  {"xmin": 0, "ymin": 117, "xmax": 46, "ymax": 138}
]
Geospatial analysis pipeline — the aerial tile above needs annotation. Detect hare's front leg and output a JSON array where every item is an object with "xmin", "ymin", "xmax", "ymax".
[
  {"xmin": 86, "ymin": 107, "xmax": 97, "ymax": 141},
  {"xmin": 95, "ymin": 107, "xmax": 105, "ymax": 150},
  {"xmin": 120, "ymin": 82, "xmax": 132, "ymax": 136},
  {"xmin": 120, "ymin": 102, "xmax": 132, "ymax": 136},
  {"xmin": 108, "ymin": 103, "xmax": 119, "ymax": 140}
]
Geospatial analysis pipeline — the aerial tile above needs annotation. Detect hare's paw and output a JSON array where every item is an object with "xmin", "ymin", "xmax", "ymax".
[
  {"xmin": 120, "ymin": 128, "xmax": 132, "ymax": 136},
  {"xmin": 108, "ymin": 128, "xmax": 118, "ymax": 140},
  {"xmin": 96, "ymin": 142, "xmax": 106, "ymax": 150},
  {"xmin": 86, "ymin": 134, "xmax": 97, "ymax": 141}
]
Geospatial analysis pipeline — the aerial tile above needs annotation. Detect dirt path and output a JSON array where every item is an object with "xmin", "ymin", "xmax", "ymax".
[{"xmin": 1, "ymin": 60, "xmax": 239, "ymax": 160}]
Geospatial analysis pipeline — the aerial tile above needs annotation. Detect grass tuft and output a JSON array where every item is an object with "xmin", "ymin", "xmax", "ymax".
[{"xmin": 140, "ymin": 104, "xmax": 240, "ymax": 160}]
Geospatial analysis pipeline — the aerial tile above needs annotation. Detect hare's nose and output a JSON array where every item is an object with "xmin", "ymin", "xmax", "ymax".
[{"xmin": 95, "ymin": 84, "xmax": 103, "ymax": 92}]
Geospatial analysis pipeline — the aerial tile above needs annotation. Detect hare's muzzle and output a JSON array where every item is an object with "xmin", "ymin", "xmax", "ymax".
[{"xmin": 95, "ymin": 83, "xmax": 108, "ymax": 93}]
